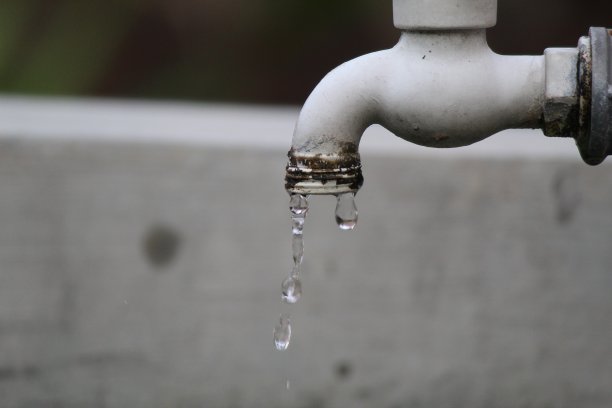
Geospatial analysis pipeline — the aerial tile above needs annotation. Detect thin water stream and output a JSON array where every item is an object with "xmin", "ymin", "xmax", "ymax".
[{"xmin": 273, "ymin": 192, "xmax": 358, "ymax": 351}]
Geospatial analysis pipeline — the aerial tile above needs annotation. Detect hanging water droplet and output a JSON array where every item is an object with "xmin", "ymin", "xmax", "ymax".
[
  {"xmin": 289, "ymin": 194, "xmax": 309, "ymax": 216},
  {"xmin": 281, "ymin": 275, "xmax": 302, "ymax": 304},
  {"xmin": 273, "ymin": 314, "xmax": 292, "ymax": 351},
  {"xmin": 335, "ymin": 192, "xmax": 358, "ymax": 230}
]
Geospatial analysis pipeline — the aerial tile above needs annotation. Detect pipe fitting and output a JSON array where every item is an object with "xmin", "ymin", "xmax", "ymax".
[
  {"xmin": 542, "ymin": 28, "xmax": 612, "ymax": 165},
  {"xmin": 542, "ymin": 48, "xmax": 579, "ymax": 138},
  {"xmin": 393, "ymin": 0, "xmax": 497, "ymax": 30},
  {"xmin": 575, "ymin": 28, "xmax": 612, "ymax": 165}
]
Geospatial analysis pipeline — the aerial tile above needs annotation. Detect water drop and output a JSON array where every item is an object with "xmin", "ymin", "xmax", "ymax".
[
  {"xmin": 281, "ymin": 276, "xmax": 302, "ymax": 304},
  {"xmin": 289, "ymin": 194, "xmax": 309, "ymax": 216},
  {"xmin": 291, "ymin": 215, "xmax": 305, "ymax": 235},
  {"xmin": 335, "ymin": 192, "xmax": 358, "ymax": 230},
  {"xmin": 273, "ymin": 195, "xmax": 308, "ymax": 353},
  {"xmin": 273, "ymin": 314, "xmax": 292, "ymax": 351}
]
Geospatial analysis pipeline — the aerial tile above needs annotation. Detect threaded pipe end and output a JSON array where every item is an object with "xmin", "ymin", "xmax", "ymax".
[{"xmin": 285, "ymin": 149, "xmax": 363, "ymax": 195}]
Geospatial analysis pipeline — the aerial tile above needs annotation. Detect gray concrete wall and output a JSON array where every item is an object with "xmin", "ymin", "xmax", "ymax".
[{"xmin": 0, "ymin": 99, "xmax": 611, "ymax": 407}]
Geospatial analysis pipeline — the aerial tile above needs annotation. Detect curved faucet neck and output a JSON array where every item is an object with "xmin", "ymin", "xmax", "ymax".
[{"xmin": 285, "ymin": 28, "xmax": 548, "ymax": 195}]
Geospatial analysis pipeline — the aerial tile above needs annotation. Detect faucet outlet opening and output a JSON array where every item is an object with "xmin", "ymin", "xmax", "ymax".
[{"xmin": 285, "ymin": 148, "xmax": 363, "ymax": 196}]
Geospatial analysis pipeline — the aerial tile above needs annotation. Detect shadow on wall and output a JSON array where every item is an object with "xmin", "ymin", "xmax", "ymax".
[{"xmin": 0, "ymin": 0, "xmax": 610, "ymax": 104}]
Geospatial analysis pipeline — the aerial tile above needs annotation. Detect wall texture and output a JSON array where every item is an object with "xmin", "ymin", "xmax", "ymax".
[{"xmin": 0, "ymin": 137, "xmax": 610, "ymax": 407}]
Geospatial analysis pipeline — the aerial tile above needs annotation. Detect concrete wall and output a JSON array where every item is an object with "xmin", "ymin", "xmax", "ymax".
[{"xmin": 0, "ymin": 98, "xmax": 610, "ymax": 407}]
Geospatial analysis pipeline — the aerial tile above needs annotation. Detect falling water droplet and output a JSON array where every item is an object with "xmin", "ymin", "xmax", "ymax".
[
  {"xmin": 281, "ymin": 275, "xmax": 302, "ymax": 304},
  {"xmin": 335, "ymin": 192, "xmax": 358, "ymax": 230},
  {"xmin": 272, "ymin": 195, "xmax": 308, "ymax": 353},
  {"xmin": 273, "ymin": 314, "xmax": 292, "ymax": 351},
  {"xmin": 289, "ymin": 194, "xmax": 309, "ymax": 215}
]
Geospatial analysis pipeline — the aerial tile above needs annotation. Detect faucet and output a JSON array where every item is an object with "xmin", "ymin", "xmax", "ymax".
[{"xmin": 285, "ymin": 0, "xmax": 612, "ymax": 196}]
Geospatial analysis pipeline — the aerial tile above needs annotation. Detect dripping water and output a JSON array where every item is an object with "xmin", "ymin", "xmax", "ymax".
[
  {"xmin": 281, "ymin": 273, "xmax": 302, "ymax": 304},
  {"xmin": 285, "ymin": 193, "xmax": 307, "ymax": 303},
  {"xmin": 274, "ymin": 192, "xmax": 359, "ymax": 352},
  {"xmin": 273, "ymin": 193, "xmax": 308, "ymax": 351},
  {"xmin": 273, "ymin": 314, "xmax": 292, "ymax": 351},
  {"xmin": 335, "ymin": 192, "xmax": 358, "ymax": 230}
]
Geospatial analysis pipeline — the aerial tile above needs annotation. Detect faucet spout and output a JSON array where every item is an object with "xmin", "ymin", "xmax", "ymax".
[
  {"xmin": 285, "ymin": 49, "xmax": 386, "ymax": 195},
  {"xmin": 286, "ymin": 29, "xmax": 545, "ymax": 195},
  {"xmin": 286, "ymin": 0, "xmax": 612, "ymax": 195}
]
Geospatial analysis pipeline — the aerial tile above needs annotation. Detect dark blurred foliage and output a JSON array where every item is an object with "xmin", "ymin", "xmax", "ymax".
[{"xmin": 0, "ymin": 0, "xmax": 610, "ymax": 104}]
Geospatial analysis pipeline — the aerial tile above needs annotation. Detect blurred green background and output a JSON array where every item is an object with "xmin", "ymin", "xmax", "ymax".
[{"xmin": 0, "ymin": 0, "xmax": 610, "ymax": 104}]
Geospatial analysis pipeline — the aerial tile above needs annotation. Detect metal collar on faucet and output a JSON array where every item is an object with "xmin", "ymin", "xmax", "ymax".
[
  {"xmin": 393, "ymin": 0, "xmax": 497, "ymax": 30},
  {"xmin": 575, "ymin": 28, "xmax": 612, "ymax": 165}
]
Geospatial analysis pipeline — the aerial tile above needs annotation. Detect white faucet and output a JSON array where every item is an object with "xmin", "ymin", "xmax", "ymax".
[{"xmin": 286, "ymin": 0, "xmax": 612, "ymax": 195}]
